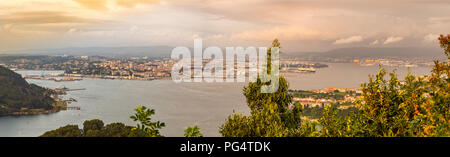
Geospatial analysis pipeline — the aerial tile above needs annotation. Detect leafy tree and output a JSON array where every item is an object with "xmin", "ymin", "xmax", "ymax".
[
  {"xmin": 222, "ymin": 35, "xmax": 449, "ymax": 137},
  {"xmin": 292, "ymin": 120, "xmax": 320, "ymax": 137},
  {"xmin": 102, "ymin": 123, "xmax": 134, "ymax": 137},
  {"xmin": 439, "ymin": 34, "xmax": 450, "ymax": 59},
  {"xmin": 184, "ymin": 125, "xmax": 203, "ymax": 137},
  {"xmin": 0, "ymin": 66, "xmax": 57, "ymax": 115},
  {"xmin": 243, "ymin": 39, "xmax": 291, "ymax": 113},
  {"xmin": 319, "ymin": 105, "xmax": 346, "ymax": 137},
  {"xmin": 219, "ymin": 112, "xmax": 251, "ymax": 137},
  {"xmin": 83, "ymin": 119, "xmax": 104, "ymax": 133},
  {"xmin": 130, "ymin": 105, "xmax": 165, "ymax": 137},
  {"xmin": 41, "ymin": 125, "xmax": 82, "ymax": 137},
  {"xmin": 220, "ymin": 39, "xmax": 317, "ymax": 137},
  {"xmin": 244, "ymin": 76, "xmax": 292, "ymax": 113},
  {"xmin": 42, "ymin": 106, "xmax": 164, "ymax": 137}
]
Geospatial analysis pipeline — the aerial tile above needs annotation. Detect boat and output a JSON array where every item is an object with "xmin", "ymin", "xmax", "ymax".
[
  {"xmin": 404, "ymin": 64, "xmax": 418, "ymax": 68},
  {"xmin": 297, "ymin": 67, "xmax": 316, "ymax": 73}
]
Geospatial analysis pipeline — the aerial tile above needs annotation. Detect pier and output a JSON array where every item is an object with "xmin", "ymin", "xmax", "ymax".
[
  {"xmin": 65, "ymin": 88, "xmax": 86, "ymax": 91},
  {"xmin": 66, "ymin": 106, "xmax": 81, "ymax": 110}
]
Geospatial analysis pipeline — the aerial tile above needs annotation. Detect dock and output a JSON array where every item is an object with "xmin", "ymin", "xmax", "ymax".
[
  {"xmin": 65, "ymin": 88, "xmax": 86, "ymax": 91},
  {"xmin": 66, "ymin": 106, "xmax": 81, "ymax": 110}
]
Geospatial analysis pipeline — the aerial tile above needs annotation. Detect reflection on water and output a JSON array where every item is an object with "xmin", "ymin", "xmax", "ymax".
[{"xmin": 0, "ymin": 63, "xmax": 432, "ymax": 137}]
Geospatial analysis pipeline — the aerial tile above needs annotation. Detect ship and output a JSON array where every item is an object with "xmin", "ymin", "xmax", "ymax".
[{"xmin": 297, "ymin": 67, "xmax": 316, "ymax": 73}]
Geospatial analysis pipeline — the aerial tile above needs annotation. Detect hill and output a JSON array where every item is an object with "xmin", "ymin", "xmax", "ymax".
[{"xmin": 0, "ymin": 66, "xmax": 64, "ymax": 116}]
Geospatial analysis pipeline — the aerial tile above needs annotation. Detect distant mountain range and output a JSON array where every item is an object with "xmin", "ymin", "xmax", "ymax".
[
  {"xmin": 1, "ymin": 46, "xmax": 446, "ymax": 60},
  {"xmin": 289, "ymin": 46, "xmax": 446, "ymax": 60},
  {"xmin": 1, "ymin": 46, "xmax": 175, "ymax": 58}
]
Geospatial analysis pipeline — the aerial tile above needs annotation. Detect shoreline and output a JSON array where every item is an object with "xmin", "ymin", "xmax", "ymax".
[
  {"xmin": 0, "ymin": 108, "xmax": 61, "ymax": 117},
  {"xmin": 0, "ymin": 93, "xmax": 68, "ymax": 117}
]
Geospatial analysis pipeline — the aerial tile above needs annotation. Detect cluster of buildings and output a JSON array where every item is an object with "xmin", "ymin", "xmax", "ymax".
[
  {"xmin": 310, "ymin": 87, "xmax": 362, "ymax": 93},
  {"xmin": 3, "ymin": 55, "xmax": 332, "ymax": 81},
  {"xmin": 292, "ymin": 88, "xmax": 362, "ymax": 109},
  {"xmin": 3, "ymin": 56, "xmax": 175, "ymax": 80},
  {"xmin": 76, "ymin": 57, "xmax": 175, "ymax": 80}
]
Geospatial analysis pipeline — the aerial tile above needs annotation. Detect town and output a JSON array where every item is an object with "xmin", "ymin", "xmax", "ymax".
[
  {"xmin": 0, "ymin": 55, "xmax": 330, "ymax": 81},
  {"xmin": 0, "ymin": 55, "xmax": 175, "ymax": 80},
  {"xmin": 290, "ymin": 88, "xmax": 361, "ymax": 120},
  {"xmin": 296, "ymin": 55, "xmax": 437, "ymax": 68}
]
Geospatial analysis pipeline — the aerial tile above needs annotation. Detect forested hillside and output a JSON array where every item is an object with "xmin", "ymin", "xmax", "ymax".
[{"xmin": 0, "ymin": 66, "xmax": 60, "ymax": 116}]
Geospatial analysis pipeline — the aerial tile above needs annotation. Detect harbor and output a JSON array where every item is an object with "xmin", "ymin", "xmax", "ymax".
[{"xmin": 22, "ymin": 73, "xmax": 83, "ymax": 82}]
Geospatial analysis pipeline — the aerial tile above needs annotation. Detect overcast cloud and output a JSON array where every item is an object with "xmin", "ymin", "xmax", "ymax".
[{"xmin": 0, "ymin": 0, "xmax": 449, "ymax": 53}]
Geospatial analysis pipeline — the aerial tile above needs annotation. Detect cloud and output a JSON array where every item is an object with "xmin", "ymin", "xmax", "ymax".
[
  {"xmin": 383, "ymin": 36, "xmax": 404, "ymax": 45},
  {"xmin": 129, "ymin": 25, "xmax": 139, "ymax": 33},
  {"xmin": 1, "ymin": 24, "xmax": 13, "ymax": 31},
  {"xmin": 370, "ymin": 40, "xmax": 379, "ymax": 45},
  {"xmin": 73, "ymin": 0, "xmax": 108, "ymax": 10},
  {"xmin": 0, "ymin": 11, "xmax": 97, "ymax": 25},
  {"xmin": 423, "ymin": 33, "xmax": 439, "ymax": 43},
  {"xmin": 1, "ymin": 0, "xmax": 449, "ymax": 51},
  {"xmin": 333, "ymin": 36, "xmax": 363, "ymax": 44},
  {"xmin": 230, "ymin": 26, "xmax": 325, "ymax": 42},
  {"xmin": 115, "ymin": 0, "xmax": 160, "ymax": 8}
]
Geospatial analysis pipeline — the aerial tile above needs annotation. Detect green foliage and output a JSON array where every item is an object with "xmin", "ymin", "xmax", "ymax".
[
  {"xmin": 184, "ymin": 125, "xmax": 203, "ymax": 137},
  {"xmin": 41, "ymin": 35, "xmax": 450, "ymax": 137},
  {"xmin": 318, "ymin": 35, "xmax": 450, "ymax": 137},
  {"xmin": 301, "ymin": 104, "xmax": 357, "ymax": 119},
  {"xmin": 292, "ymin": 120, "xmax": 320, "ymax": 137},
  {"xmin": 246, "ymin": 102, "xmax": 292, "ymax": 137},
  {"xmin": 42, "ymin": 120, "xmax": 134, "ymax": 137},
  {"xmin": 243, "ymin": 39, "xmax": 292, "ymax": 113},
  {"xmin": 42, "ymin": 105, "xmax": 164, "ymax": 137},
  {"xmin": 244, "ymin": 76, "xmax": 292, "ymax": 113},
  {"xmin": 220, "ymin": 98, "xmax": 319, "ymax": 137},
  {"xmin": 290, "ymin": 90, "xmax": 354, "ymax": 100},
  {"xmin": 101, "ymin": 123, "xmax": 134, "ymax": 137},
  {"xmin": 319, "ymin": 105, "xmax": 347, "ymax": 137},
  {"xmin": 220, "ymin": 103, "xmax": 291, "ymax": 137},
  {"xmin": 83, "ymin": 119, "xmax": 104, "ymax": 133},
  {"xmin": 439, "ymin": 34, "xmax": 450, "ymax": 59},
  {"xmin": 222, "ymin": 35, "xmax": 450, "ymax": 137},
  {"xmin": 219, "ymin": 112, "xmax": 251, "ymax": 137},
  {"xmin": 130, "ymin": 105, "xmax": 165, "ymax": 137}
]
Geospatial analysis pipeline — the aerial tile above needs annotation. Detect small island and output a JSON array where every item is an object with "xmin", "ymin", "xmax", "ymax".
[{"xmin": 0, "ymin": 66, "xmax": 67, "ymax": 116}]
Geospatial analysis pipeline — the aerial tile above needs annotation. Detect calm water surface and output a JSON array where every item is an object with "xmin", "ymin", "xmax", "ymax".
[{"xmin": 0, "ymin": 63, "xmax": 432, "ymax": 137}]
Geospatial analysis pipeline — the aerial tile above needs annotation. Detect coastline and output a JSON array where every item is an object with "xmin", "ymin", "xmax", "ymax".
[
  {"xmin": 1, "ymin": 108, "xmax": 61, "ymax": 116},
  {"xmin": 0, "ymin": 94, "xmax": 67, "ymax": 117}
]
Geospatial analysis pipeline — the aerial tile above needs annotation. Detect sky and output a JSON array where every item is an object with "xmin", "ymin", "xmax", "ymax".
[{"xmin": 0, "ymin": 0, "xmax": 449, "ymax": 53}]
